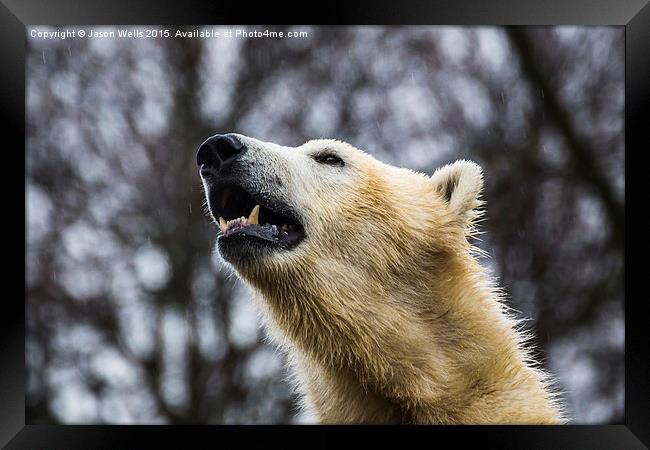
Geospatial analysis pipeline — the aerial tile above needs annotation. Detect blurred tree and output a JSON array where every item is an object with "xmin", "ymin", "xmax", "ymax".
[{"xmin": 26, "ymin": 26, "xmax": 623, "ymax": 424}]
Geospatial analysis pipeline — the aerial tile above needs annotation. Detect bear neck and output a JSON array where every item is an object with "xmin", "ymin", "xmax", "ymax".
[{"xmin": 245, "ymin": 250, "xmax": 561, "ymax": 424}]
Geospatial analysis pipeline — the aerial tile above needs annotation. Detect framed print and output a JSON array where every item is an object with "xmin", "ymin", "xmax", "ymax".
[{"xmin": 2, "ymin": 0, "xmax": 648, "ymax": 447}]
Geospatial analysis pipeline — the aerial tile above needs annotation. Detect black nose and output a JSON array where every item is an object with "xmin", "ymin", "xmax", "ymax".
[{"xmin": 196, "ymin": 134, "xmax": 246, "ymax": 170}]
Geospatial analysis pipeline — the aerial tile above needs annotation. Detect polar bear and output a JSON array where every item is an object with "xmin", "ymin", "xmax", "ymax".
[{"xmin": 196, "ymin": 133, "xmax": 566, "ymax": 424}]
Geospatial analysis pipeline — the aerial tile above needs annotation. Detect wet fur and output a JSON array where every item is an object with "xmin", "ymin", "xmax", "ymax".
[{"xmin": 210, "ymin": 137, "xmax": 566, "ymax": 424}]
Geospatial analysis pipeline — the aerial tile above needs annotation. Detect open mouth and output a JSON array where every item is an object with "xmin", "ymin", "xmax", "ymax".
[{"xmin": 208, "ymin": 183, "xmax": 305, "ymax": 250}]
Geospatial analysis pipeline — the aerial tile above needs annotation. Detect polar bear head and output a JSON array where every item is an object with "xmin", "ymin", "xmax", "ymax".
[{"xmin": 197, "ymin": 133, "xmax": 483, "ymax": 295}]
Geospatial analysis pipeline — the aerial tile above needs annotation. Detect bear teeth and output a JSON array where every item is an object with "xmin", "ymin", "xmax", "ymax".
[
  {"xmin": 218, "ymin": 205, "xmax": 260, "ymax": 234},
  {"xmin": 216, "ymin": 205, "xmax": 293, "ymax": 237},
  {"xmin": 248, "ymin": 205, "xmax": 259, "ymax": 225}
]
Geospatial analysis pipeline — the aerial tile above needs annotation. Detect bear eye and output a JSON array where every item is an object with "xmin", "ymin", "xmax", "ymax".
[{"xmin": 313, "ymin": 152, "xmax": 344, "ymax": 166}]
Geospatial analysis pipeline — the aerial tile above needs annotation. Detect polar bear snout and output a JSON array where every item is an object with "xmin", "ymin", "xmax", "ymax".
[
  {"xmin": 197, "ymin": 133, "xmax": 307, "ymax": 265},
  {"xmin": 196, "ymin": 133, "xmax": 247, "ymax": 173}
]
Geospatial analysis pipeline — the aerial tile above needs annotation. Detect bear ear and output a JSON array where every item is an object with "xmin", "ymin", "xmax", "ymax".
[{"xmin": 430, "ymin": 160, "xmax": 484, "ymax": 225}]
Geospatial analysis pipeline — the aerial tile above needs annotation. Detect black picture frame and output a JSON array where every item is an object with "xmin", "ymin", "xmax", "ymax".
[{"xmin": 3, "ymin": 0, "xmax": 647, "ymax": 447}]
